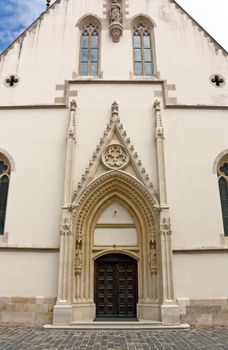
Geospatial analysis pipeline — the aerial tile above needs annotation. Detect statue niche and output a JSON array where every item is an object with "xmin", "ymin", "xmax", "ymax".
[{"xmin": 109, "ymin": 0, "xmax": 123, "ymax": 42}]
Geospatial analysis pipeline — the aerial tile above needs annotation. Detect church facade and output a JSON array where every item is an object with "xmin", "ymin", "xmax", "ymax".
[{"xmin": 0, "ymin": 0, "xmax": 228, "ymax": 327}]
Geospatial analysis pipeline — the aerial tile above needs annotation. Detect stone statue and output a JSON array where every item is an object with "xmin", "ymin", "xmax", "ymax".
[
  {"xmin": 110, "ymin": 0, "xmax": 122, "ymax": 23},
  {"xmin": 75, "ymin": 250, "xmax": 82, "ymax": 274}
]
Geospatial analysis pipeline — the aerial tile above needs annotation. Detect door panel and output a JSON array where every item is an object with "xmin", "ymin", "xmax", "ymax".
[{"xmin": 95, "ymin": 254, "xmax": 137, "ymax": 318}]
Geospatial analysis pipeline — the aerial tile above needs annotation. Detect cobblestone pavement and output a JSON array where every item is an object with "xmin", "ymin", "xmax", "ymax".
[{"xmin": 0, "ymin": 327, "xmax": 228, "ymax": 350}]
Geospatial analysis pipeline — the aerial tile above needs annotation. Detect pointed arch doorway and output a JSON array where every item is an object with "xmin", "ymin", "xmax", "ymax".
[{"xmin": 95, "ymin": 253, "xmax": 138, "ymax": 319}]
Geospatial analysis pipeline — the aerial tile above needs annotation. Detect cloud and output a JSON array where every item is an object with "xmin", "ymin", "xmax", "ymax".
[{"xmin": 0, "ymin": 0, "xmax": 50, "ymax": 52}]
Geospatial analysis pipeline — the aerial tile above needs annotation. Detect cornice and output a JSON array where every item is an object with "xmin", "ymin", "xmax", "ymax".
[
  {"xmin": 173, "ymin": 247, "xmax": 228, "ymax": 254},
  {"xmin": 0, "ymin": 104, "xmax": 66, "ymax": 110},
  {"xmin": 0, "ymin": 101, "xmax": 228, "ymax": 111},
  {"xmin": 0, "ymin": 244, "xmax": 59, "ymax": 252}
]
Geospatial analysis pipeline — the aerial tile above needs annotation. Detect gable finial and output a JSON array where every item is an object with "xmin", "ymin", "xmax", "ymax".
[
  {"xmin": 111, "ymin": 101, "xmax": 119, "ymax": 122},
  {"xmin": 46, "ymin": 0, "xmax": 51, "ymax": 9}
]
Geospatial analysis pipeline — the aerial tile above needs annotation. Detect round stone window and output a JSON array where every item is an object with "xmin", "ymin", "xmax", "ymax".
[{"xmin": 102, "ymin": 144, "xmax": 129, "ymax": 170}]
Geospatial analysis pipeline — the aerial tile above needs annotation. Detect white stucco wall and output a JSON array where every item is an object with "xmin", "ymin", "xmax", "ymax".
[
  {"xmin": 0, "ymin": 108, "xmax": 67, "ymax": 245},
  {"xmin": 174, "ymin": 253, "xmax": 228, "ymax": 298},
  {"xmin": 0, "ymin": 0, "xmax": 228, "ymax": 304},
  {"xmin": 0, "ymin": 251, "xmax": 58, "ymax": 296},
  {"xmin": 164, "ymin": 108, "xmax": 227, "ymax": 247},
  {"xmin": 0, "ymin": 0, "xmax": 227, "ymax": 106}
]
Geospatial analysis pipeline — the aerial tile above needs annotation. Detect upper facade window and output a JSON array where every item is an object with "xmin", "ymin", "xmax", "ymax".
[
  {"xmin": 0, "ymin": 154, "xmax": 10, "ymax": 235},
  {"xmin": 218, "ymin": 158, "xmax": 228, "ymax": 236},
  {"xmin": 133, "ymin": 19, "xmax": 154, "ymax": 76},
  {"xmin": 79, "ymin": 19, "xmax": 100, "ymax": 76}
]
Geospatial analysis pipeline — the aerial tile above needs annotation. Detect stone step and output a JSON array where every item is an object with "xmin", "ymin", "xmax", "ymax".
[{"xmin": 44, "ymin": 321, "xmax": 190, "ymax": 330}]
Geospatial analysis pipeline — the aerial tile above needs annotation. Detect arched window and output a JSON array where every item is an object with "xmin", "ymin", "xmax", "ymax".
[
  {"xmin": 0, "ymin": 154, "xmax": 10, "ymax": 234},
  {"xmin": 218, "ymin": 158, "xmax": 228, "ymax": 236},
  {"xmin": 133, "ymin": 19, "xmax": 154, "ymax": 76},
  {"xmin": 79, "ymin": 19, "xmax": 100, "ymax": 76}
]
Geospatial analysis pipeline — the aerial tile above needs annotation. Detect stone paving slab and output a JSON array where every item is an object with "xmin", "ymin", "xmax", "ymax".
[{"xmin": 0, "ymin": 326, "xmax": 228, "ymax": 350}]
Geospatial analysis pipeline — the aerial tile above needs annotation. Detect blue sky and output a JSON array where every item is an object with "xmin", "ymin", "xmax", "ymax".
[
  {"xmin": 0, "ymin": 0, "xmax": 228, "ymax": 54},
  {"xmin": 0, "ymin": 0, "xmax": 46, "ymax": 53}
]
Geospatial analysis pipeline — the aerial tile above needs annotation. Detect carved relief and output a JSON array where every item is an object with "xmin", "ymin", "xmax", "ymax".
[
  {"xmin": 160, "ymin": 217, "xmax": 171, "ymax": 236},
  {"xmin": 60, "ymin": 217, "xmax": 72, "ymax": 236},
  {"xmin": 102, "ymin": 144, "xmax": 129, "ymax": 170}
]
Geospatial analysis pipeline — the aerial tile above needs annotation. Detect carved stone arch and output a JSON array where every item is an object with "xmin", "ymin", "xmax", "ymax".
[
  {"xmin": 130, "ymin": 14, "xmax": 157, "ymax": 29},
  {"xmin": 72, "ymin": 170, "xmax": 161, "ymax": 322},
  {"xmin": 0, "ymin": 148, "xmax": 15, "ymax": 171},
  {"xmin": 213, "ymin": 149, "xmax": 228, "ymax": 173},
  {"xmin": 94, "ymin": 249, "xmax": 140, "ymax": 262},
  {"xmin": 92, "ymin": 195, "xmax": 141, "ymax": 247},
  {"xmin": 76, "ymin": 14, "xmax": 102, "ymax": 30}
]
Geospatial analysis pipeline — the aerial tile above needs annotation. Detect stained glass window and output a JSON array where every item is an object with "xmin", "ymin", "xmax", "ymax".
[
  {"xmin": 80, "ymin": 22, "xmax": 99, "ymax": 76},
  {"xmin": 133, "ymin": 22, "xmax": 153, "ymax": 76},
  {"xmin": 0, "ymin": 157, "xmax": 10, "ymax": 235},
  {"xmin": 218, "ymin": 160, "xmax": 228, "ymax": 236}
]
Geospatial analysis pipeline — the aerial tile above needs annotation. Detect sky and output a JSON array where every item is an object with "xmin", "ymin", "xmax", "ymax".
[{"xmin": 0, "ymin": 0, "xmax": 227, "ymax": 53}]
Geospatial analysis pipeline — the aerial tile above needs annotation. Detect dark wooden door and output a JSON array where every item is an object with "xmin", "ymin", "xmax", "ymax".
[{"xmin": 95, "ymin": 254, "xmax": 137, "ymax": 318}]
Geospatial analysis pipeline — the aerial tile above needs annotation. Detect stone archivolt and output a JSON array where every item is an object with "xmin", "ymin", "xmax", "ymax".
[
  {"xmin": 72, "ymin": 170, "xmax": 160, "ymax": 309},
  {"xmin": 54, "ymin": 101, "xmax": 179, "ymax": 325}
]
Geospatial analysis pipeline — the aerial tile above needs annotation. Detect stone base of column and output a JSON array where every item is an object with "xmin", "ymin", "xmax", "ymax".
[
  {"xmin": 72, "ymin": 302, "xmax": 96, "ymax": 322},
  {"xmin": 53, "ymin": 304, "xmax": 72, "ymax": 326},
  {"xmin": 137, "ymin": 303, "xmax": 160, "ymax": 321},
  {"xmin": 161, "ymin": 303, "xmax": 180, "ymax": 325}
]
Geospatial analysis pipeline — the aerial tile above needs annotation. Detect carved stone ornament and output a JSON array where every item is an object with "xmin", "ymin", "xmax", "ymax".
[
  {"xmin": 160, "ymin": 217, "xmax": 171, "ymax": 236},
  {"xmin": 4, "ymin": 74, "xmax": 19, "ymax": 87},
  {"xmin": 109, "ymin": 0, "xmax": 123, "ymax": 42},
  {"xmin": 102, "ymin": 144, "xmax": 129, "ymax": 170},
  {"xmin": 60, "ymin": 217, "xmax": 72, "ymax": 236},
  {"xmin": 75, "ymin": 249, "xmax": 82, "ymax": 274},
  {"xmin": 73, "ymin": 101, "xmax": 159, "ymax": 205}
]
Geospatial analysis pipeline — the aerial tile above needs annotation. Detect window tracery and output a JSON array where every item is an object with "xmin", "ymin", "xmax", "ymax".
[
  {"xmin": 79, "ymin": 20, "xmax": 100, "ymax": 76},
  {"xmin": 133, "ymin": 21, "xmax": 153, "ymax": 76}
]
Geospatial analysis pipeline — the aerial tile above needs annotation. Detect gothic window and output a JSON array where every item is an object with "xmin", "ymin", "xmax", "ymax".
[
  {"xmin": 218, "ymin": 159, "xmax": 228, "ymax": 236},
  {"xmin": 0, "ymin": 155, "xmax": 10, "ymax": 234},
  {"xmin": 133, "ymin": 20, "xmax": 153, "ymax": 76},
  {"xmin": 79, "ymin": 20, "xmax": 100, "ymax": 76}
]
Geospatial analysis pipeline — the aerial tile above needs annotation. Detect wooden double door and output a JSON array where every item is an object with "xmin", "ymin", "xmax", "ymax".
[{"xmin": 95, "ymin": 254, "xmax": 138, "ymax": 318}]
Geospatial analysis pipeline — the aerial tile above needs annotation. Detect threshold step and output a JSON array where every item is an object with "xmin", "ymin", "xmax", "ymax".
[{"xmin": 44, "ymin": 321, "xmax": 190, "ymax": 330}]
